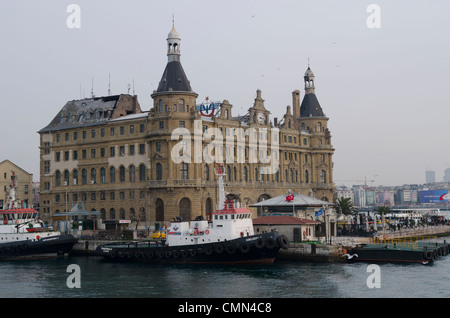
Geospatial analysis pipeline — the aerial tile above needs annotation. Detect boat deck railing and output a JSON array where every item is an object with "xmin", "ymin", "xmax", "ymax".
[{"xmin": 365, "ymin": 236, "xmax": 449, "ymax": 251}]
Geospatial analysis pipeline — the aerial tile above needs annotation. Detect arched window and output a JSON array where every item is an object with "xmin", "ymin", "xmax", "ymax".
[
  {"xmin": 109, "ymin": 208, "xmax": 116, "ymax": 220},
  {"xmin": 82, "ymin": 169, "xmax": 87, "ymax": 185},
  {"xmin": 227, "ymin": 165, "xmax": 231, "ymax": 181},
  {"xmin": 179, "ymin": 198, "xmax": 191, "ymax": 221},
  {"xmin": 119, "ymin": 208, "xmax": 126, "ymax": 220},
  {"xmin": 139, "ymin": 164, "xmax": 146, "ymax": 182},
  {"xmin": 129, "ymin": 165, "xmax": 135, "ymax": 182},
  {"xmin": 178, "ymin": 99, "xmax": 185, "ymax": 112},
  {"xmin": 255, "ymin": 167, "xmax": 259, "ymax": 182},
  {"xmin": 305, "ymin": 170, "xmax": 309, "ymax": 183},
  {"xmin": 159, "ymin": 100, "xmax": 164, "ymax": 113},
  {"xmin": 243, "ymin": 166, "xmax": 248, "ymax": 182},
  {"xmin": 73, "ymin": 169, "xmax": 78, "ymax": 185},
  {"xmin": 91, "ymin": 168, "xmax": 96, "ymax": 184},
  {"xmin": 130, "ymin": 208, "xmax": 136, "ymax": 221},
  {"xmin": 119, "ymin": 166, "xmax": 125, "ymax": 182},
  {"xmin": 139, "ymin": 207, "xmax": 146, "ymax": 222},
  {"xmin": 155, "ymin": 199, "xmax": 164, "ymax": 222},
  {"xmin": 64, "ymin": 170, "xmax": 69, "ymax": 186},
  {"xmin": 321, "ymin": 170, "xmax": 326, "ymax": 184},
  {"xmin": 100, "ymin": 168, "xmax": 106, "ymax": 184},
  {"xmin": 110, "ymin": 167, "xmax": 116, "ymax": 183},
  {"xmin": 156, "ymin": 163, "xmax": 163, "ymax": 180},
  {"xmin": 55, "ymin": 170, "xmax": 61, "ymax": 187}
]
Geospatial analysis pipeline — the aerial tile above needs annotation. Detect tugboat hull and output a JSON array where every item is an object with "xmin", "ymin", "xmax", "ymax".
[
  {"xmin": 0, "ymin": 234, "xmax": 77, "ymax": 260},
  {"xmin": 96, "ymin": 232, "xmax": 289, "ymax": 264}
]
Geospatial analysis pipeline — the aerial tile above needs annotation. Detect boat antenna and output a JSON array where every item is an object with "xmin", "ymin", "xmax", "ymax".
[
  {"xmin": 91, "ymin": 77, "xmax": 95, "ymax": 98},
  {"xmin": 108, "ymin": 73, "xmax": 111, "ymax": 96}
]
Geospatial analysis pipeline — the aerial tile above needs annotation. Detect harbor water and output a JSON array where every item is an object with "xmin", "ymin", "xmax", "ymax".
[{"xmin": 1, "ymin": 251, "xmax": 450, "ymax": 298}]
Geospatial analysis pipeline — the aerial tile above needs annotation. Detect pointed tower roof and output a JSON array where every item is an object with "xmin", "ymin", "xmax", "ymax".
[
  {"xmin": 154, "ymin": 24, "xmax": 194, "ymax": 94},
  {"xmin": 300, "ymin": 66, "xmax": 325, "ymax": 118}
]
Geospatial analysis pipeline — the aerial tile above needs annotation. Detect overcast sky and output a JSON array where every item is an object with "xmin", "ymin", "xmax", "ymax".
[{"xmin": 1, "ymin": 0, "xmax": 449, "ymax": 187}]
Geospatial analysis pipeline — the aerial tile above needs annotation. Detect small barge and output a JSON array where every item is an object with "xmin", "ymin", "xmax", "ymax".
[{"xmin": 344, "ymin": 239, "xmax": 450, "ymax": 265}]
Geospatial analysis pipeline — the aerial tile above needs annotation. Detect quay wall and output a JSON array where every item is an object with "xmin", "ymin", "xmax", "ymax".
[{"xmin": 278, "ymin": 243, "xmax": 346, "ymax": 262}]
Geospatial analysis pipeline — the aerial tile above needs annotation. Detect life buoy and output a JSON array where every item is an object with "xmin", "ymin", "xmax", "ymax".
[
  {"xmin": 36, "ymin": 235, "xmax": 40, "ymax": 240},
  {"xmin": 382, "ymin": 235, "xmax": 387, "ymax": 240},
  {"xmin": 3, "ymin": 219, "xmax": 7, "ymax": 225},
  {"xmin": 303, "ymin": 230, "xmax": 306, "ymax": 237},
  {"xmin": 205, "ymin": 230, "xmax": 210, "ymax": 235}
]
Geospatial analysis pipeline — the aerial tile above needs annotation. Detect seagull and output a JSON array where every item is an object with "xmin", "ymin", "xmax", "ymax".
[{"xmin": 343, "ymin": 253, "xmax": 358, "ymax": 259}]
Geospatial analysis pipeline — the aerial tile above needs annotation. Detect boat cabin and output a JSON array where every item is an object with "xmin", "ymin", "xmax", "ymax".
[{"xmin": 167, "ymin": 200, "xmax": 255, "ymax": 247}]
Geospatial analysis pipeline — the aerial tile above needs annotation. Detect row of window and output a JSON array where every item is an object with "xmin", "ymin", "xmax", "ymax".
[
  {"xmin": 55, "ymin": 124, "xmax": 146, "ymax": 143},
  {"xmin": 53, "ymin": 164, "xmax": 147, "ymax": 186},
  {"xmin": 53, "ymin": 144, "xmax": 146, "ymax": 163},
  {"xmin": 54, "ymin": 189, "xmax": 146, "ymax": 203}
]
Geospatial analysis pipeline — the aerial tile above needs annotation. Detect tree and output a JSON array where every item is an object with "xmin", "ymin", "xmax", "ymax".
[{"xmin": 335, "ymin": 197, "xmax": 358, "ymax": 217}]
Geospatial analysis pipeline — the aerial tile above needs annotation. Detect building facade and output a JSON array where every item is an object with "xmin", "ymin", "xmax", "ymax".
[
  {"xmin": 38, "ymin": 26, "xmax": 335, "ymax": 229},
  {"xmin": 0, "ymin": 160, "xmax": 33, "ymax": 210}
]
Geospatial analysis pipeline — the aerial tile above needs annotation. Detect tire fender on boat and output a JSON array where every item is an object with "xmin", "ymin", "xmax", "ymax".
[
  {"xmin": 214, "ymin": 244, "xmax": 224, "ymax": 254},
  {"xmin": 265, "ymin": 238, "xmax": 277, "ymax": 249},
  {"xmin": 204, "ymin": 245, "xmax": 213, "ymax": 255},
  {"xmin": 277, "ymin": 235, "xmax": 290, "ymax": 249},
  {"xmin": 255, "ymin": 238, "xmax": 265, "ymax": 249},
  {"xmin": 225, "ymin": 244, "xmax": 236, "ymax": 255},
  {"xmin": 239, "ymin": 242, "xmax": 250, "ymax": 253}
]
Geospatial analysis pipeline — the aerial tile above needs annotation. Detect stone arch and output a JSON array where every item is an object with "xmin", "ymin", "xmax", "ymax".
[{"xmin": 179, "ymin": 197, "xmax": 191, "ymax": 221}]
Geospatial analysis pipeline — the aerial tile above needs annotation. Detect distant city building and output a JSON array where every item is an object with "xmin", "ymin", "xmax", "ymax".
[
  {"xmin": 426, "ymin": 170, "xmax": 436, "ymax": 183},
  {"xmin": 443, "ymin": 168, "xmax": 450, "ymax": 182}
]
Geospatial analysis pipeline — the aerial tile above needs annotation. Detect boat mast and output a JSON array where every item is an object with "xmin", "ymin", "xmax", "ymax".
[
  {"xmin": 215, "ymin": 164, "xmax": 226, "ymax": 210},
  {"xmin": 7, "ymin": 171, "xmax": 18, "ymax": 209}
]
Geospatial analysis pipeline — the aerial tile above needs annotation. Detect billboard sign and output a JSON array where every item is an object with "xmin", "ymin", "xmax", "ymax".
[{"xmin": 420, "ymin": 190, "xmax": 448, "ymax": 203}]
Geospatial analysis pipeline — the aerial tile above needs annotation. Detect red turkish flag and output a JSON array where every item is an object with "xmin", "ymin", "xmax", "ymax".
[{"xmin": 286, "ymin": 194, "xmax": 294, "ymax": 201}]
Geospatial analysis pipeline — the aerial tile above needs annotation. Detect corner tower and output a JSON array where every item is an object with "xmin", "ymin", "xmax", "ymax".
[
  {"xmin": 298, "ymin": 66, "xmax": 334, "ymax": 198},
  {"xmin": 151, "ymin": 24, "xmax": 198, "ymax": 115}
]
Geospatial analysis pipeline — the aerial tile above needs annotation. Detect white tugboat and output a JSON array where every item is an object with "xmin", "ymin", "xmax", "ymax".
[
  {"xmin": 96, "ymin": 165, "xmax": 289, "ymax": 264},
  {"xmin": 0, "ymin": 171, "xmax": 77, "ymax": 260}
]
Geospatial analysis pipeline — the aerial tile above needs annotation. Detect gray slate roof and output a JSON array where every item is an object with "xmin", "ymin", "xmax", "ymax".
[
  {"xmin": 39, "ymin": 95, "xmax": 120, "ymax": 133},
  {"xmin": 300, "ymin": 93, "xmax": 325, "ymax": 117},
  {"xmin": 156, "ymin": 61, "xmax": 193, "ymax": 93}
]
